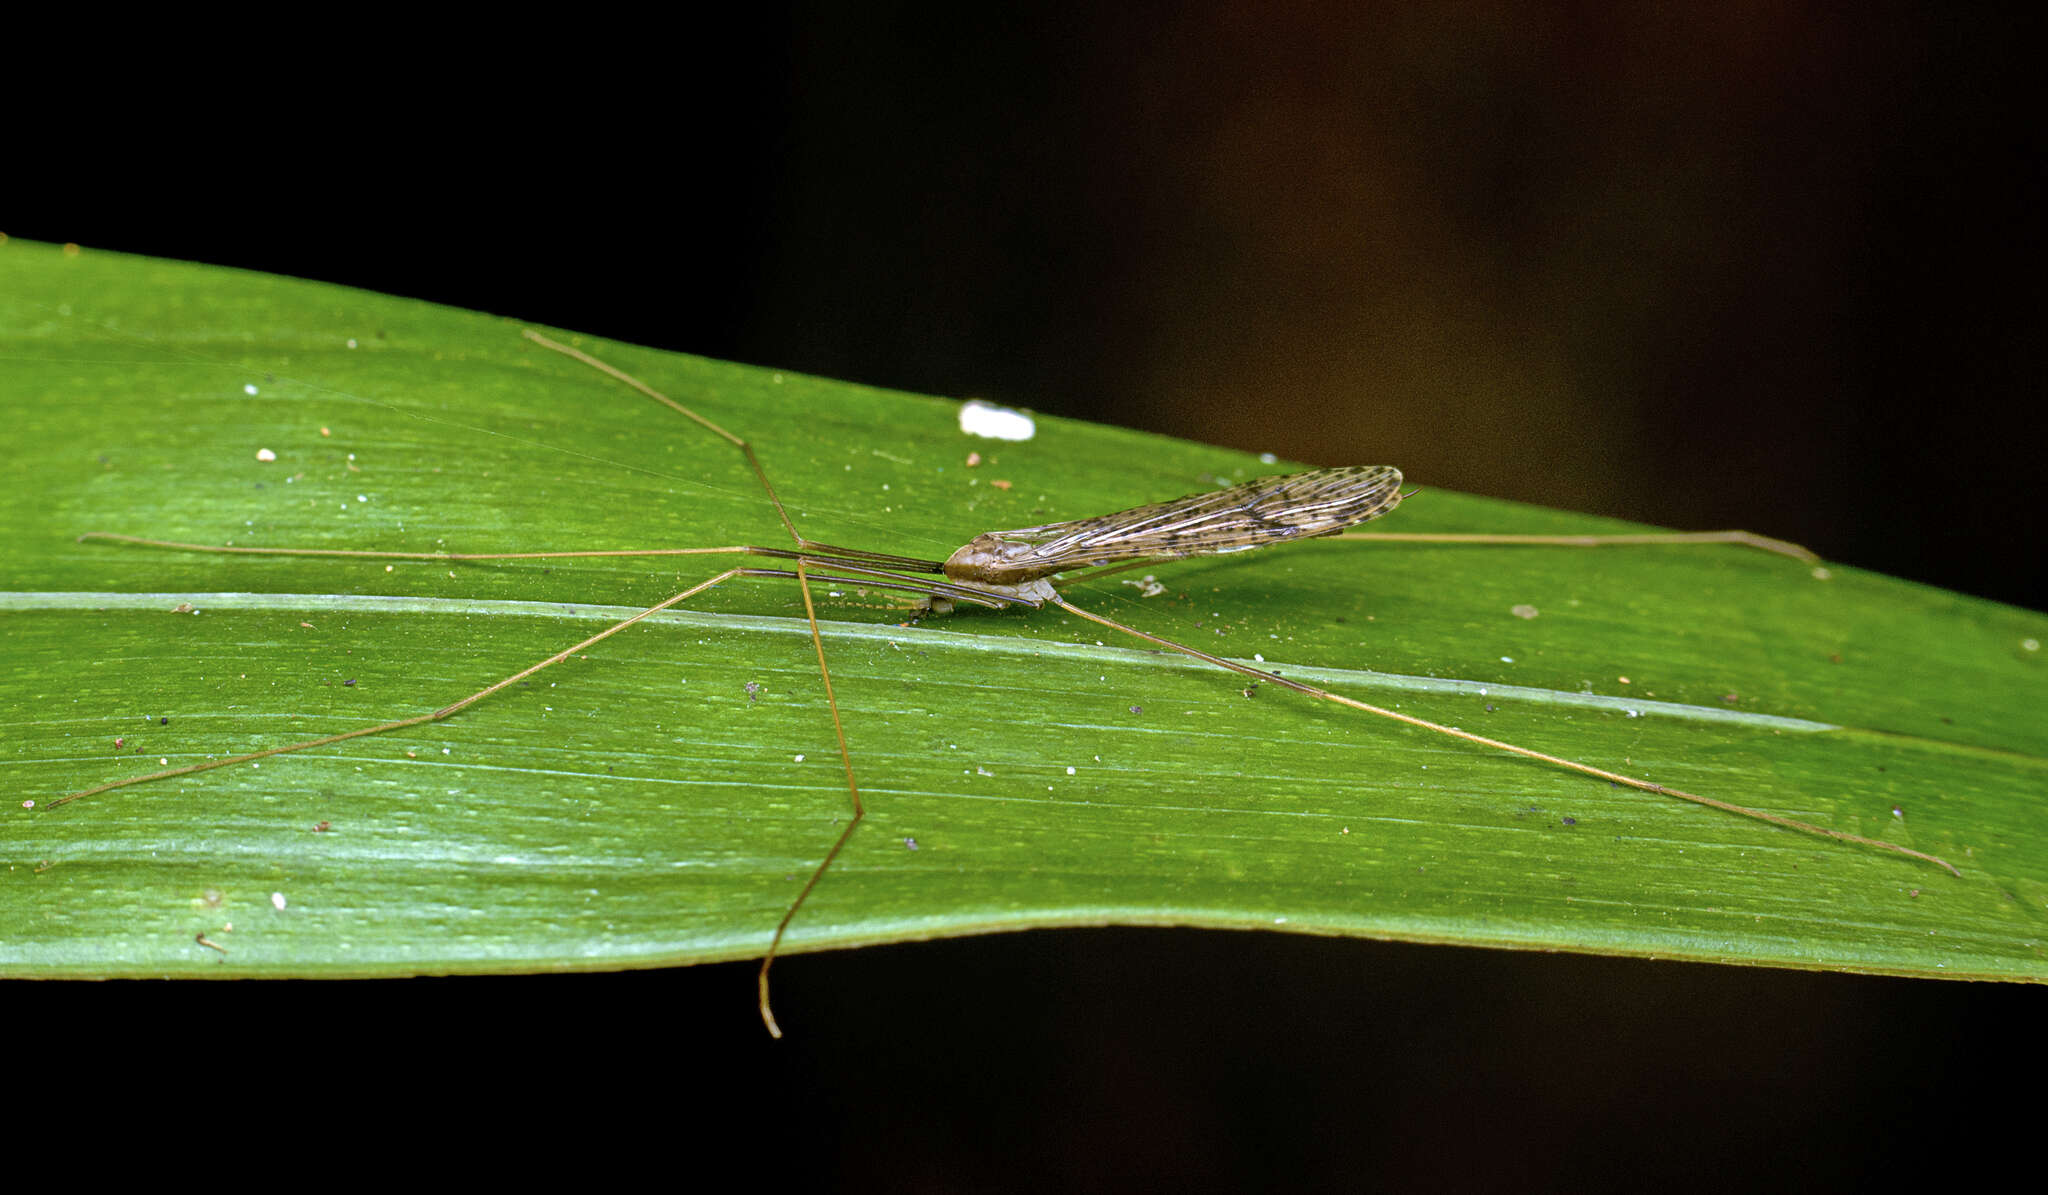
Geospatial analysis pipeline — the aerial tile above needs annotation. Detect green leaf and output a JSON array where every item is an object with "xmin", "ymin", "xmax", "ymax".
[{"xmin": 4, "ymin": 239, "xmax": 2044, "ymax": 991}]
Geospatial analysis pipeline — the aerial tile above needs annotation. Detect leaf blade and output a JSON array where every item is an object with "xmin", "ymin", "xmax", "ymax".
[{"xmin": 4, "ymin": 240, "xmax": 2044, "ymax": 985}]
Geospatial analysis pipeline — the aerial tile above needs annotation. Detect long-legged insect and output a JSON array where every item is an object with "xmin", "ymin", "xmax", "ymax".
[{"xmin": 58, "ymin": 329, "xmax": 1959, "ymax": 1036}]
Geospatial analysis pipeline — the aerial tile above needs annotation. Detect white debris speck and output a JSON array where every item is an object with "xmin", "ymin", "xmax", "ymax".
[
  {"xmin": 793, "ymin": 754, "xmax": 805, "ymax": 763},
  {"xmin": 346, "ymin": 338, "xmax": 358, "ymax": 348},
  {"xmin": 244, "ymin": 383, "xmax": 259, "ymax": 396},
  {"xmin": 1259, "ymin": 452, "xmax": 1278, "ymax": 464},
  {"xmin": 958, "ymin": 399, "xmax": 1036, "ymax": 441},
  {"xmin": 1511, "ymin": 604, "xmax": 1540, "ymax": 619},
  {"xmin": 1066, "ymin": 766, "xmax": 1076, "ymax": 775},
  {"xmin": 270, "ymin": 892, "xmax": 287, "ymax": 910},
  {"xmin": 1122, "ymin": 575, "xmax": 1166, "ymax": 598},
  {"xmin": 256, "ymin": 448, "xmax": 277, "ymax": 462},
  {"xmin": 1500, "ymin": 657, "xmax": 1515, "ymax": 664},
  {"xmin": 20, "ymin": 799, "xmax": 33, "ymax": 809},
  {"xmin": 357, "ymin": 494, "xmax": 368, "ymax": 503},
  {"xmin": 2024, "ymin": 638, "xmax": 2040, "ymax": 652}
]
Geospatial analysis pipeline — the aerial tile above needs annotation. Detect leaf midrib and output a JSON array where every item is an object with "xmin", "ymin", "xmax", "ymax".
[{"xmin": 6, "ymin": 587, "xmax": 1844, "ymax": 734}]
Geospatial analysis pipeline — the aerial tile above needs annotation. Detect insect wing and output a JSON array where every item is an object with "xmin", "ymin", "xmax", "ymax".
[{"xmin": 992, "ymin": 465, "xmax": 1403, "ymax": 570}]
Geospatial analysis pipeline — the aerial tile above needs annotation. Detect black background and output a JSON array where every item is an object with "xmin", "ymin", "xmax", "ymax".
[{"xmin": 9, "ymin": 4, "xmax": 2038, "ymax": 1186}]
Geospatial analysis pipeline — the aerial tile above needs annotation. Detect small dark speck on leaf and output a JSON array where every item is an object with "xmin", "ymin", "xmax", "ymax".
[
  {"xmin": 344, "ymin": 678, "xmax": 357, "ymax": 687},
  {"xmin": 1562, "ymin": 816, "xmax": 1577, "ymax": 826},
  {"xmin": 1129, "ymin": 705, "xmax": 1143, "ymax": 715},
  {"xmin": 903, "ymin": 837, "xmax": 918, "ymax": 851},
  {"xmin": 159, "ymin": 717, "xmax": 169, "ymax": 725}
]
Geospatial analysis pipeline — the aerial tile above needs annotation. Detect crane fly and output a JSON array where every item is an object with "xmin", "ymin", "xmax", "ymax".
[{"xmin": 55, "ymin": 328, "xmax": 1959, "ymax": 1037}]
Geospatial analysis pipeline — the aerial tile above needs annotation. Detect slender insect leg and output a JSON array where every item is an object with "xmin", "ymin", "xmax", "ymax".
[
  {"xmin": 1048, "ymin": 594, "xmax": 1959, "ymax": 876},
  {"xmin": 754, "ymin": 559, "xmax": 865, "ymax": 1039},
  {"xmin": 520, "ymin": 329, "xmax": 810, "ymax": 550},
  {"xmin": 54, "ymin": 568, "xmax": 756, "ymax": 808},
  {"xmin": 516, "ymin": 332, "xmax": 906, "ymax": 1034}
]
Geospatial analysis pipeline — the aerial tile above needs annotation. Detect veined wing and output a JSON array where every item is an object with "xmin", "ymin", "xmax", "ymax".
[{"xmin": 991, "ymin": 465, "xmax": 1402, "ymax": 570}]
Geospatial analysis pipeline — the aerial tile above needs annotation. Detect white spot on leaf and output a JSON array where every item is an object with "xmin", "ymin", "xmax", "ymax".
[{"xmin": 958, "ymin": 400, "xmax": 1036, "ymax": 441}]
